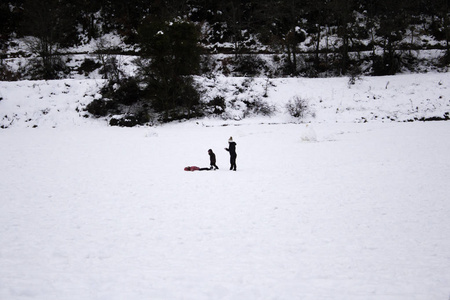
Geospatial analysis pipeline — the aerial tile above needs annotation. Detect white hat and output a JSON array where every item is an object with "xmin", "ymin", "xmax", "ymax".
[{"xmin": 228, "ymin": 136, "xmax": 233, "ymax": 142}]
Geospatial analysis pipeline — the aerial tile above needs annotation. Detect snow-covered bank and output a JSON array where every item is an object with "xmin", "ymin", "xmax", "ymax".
[
  {"xmin": 1, "ymin": 122, "xmax": 449, "ymax": 300},
  {"xmin": 199, "ymin": 72, "xmax": 450, "ymax": 124},
  {"xmin": 0, "ymin": 79, "xmax": 103, "ymax": 129},
  {"xmin": 1, "ymin": 72, "xmax": 449, "ymax": 128}
]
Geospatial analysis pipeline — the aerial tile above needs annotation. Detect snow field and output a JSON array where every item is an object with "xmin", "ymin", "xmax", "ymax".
[{"xmin": 1, "ymin": 121, "xmax": 449, "ymax": 300}]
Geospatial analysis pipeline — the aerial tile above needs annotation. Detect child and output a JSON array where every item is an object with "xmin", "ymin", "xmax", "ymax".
[{"xmin": 208, "ymin": 149, "xmax": 219, "ymax": 170}]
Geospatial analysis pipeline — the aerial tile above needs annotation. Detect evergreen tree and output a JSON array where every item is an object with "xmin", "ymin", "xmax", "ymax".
[
  {"xmin": 374, "ymin": 1, "xmax": 409, "ymax": 75},
  {"xmin": 0, "ymin": 2, "xmax": 19, "ymax": 47},
  {"xmin": 139, "ymin": 20, "xmax": 202, "ymax": 120},
  {"xmin": 331, "ymin": 0, "xmax": 358, "ymax": 75}
]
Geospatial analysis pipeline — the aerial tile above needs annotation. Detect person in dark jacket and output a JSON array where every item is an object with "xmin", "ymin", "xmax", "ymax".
[
  {"xmin": 225, "ymin": 136, "xmax": 237, "ymax": 171},
  {"xmin": 208, "ymin": 149, "xmax": 219, "ymax": 170}
]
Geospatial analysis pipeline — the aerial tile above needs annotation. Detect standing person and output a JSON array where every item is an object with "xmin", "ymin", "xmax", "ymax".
[
  {"xmin": 208, "ymin": 149, "xmax": 219, "ymax": 170},
  {"xmin": 225, "ymin": 136, "xmax": 237, "ymax": 171}
]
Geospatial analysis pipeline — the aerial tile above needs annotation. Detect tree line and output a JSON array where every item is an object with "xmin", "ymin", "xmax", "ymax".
[
  {"xmin": 2, "ymin": 1, "xmax": 449, "ymax": 52},
  {"xmin": 1, "ymin": 1, "xmax": 449, "ymax": 75}
]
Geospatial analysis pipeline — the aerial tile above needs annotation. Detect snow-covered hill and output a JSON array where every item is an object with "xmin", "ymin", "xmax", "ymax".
[{"xmin": 1, "ymin": 72, "xmax": 449, "ymax": 129}]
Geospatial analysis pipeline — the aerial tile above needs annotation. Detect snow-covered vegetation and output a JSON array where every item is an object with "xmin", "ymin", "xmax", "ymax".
[{"xmin": 1, "ymin": 72, "xmax": 450, "ymax": 129}]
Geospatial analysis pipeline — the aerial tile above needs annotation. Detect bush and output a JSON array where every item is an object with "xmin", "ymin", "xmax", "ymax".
[
  {"xmin": 25, "ymin": 56, "xmax": 69, "ymax": 80},
  {"xmin": 145, "ymin": 75, "xmax": 200, "ymax": 120},
  {"xmin": 0, "ymin": 62, "xmax": 19, "ymax": 81},
  {"xmin": 85, "ymin": 99, "xmax": 117, "ymax": 117},
  {"xmin": 113, "ymin": 78, "xmax": 141, "ymax": 105},
  {"xmin": 109, "ymin": 110, "xmax": 152, "ymax": 127},
  {"xmin": 348, "ymin": 67, "xmax": 362, "ymax": 86},
  {"xmin": 243, "ymin": 98, "xmax": 275, "ymax": 117},
  {"xmin": 206, "ymin": 96, "xmax": 226, "ymax": 115},
  {"xmin": 430, "ymin": 20, "xmax": 446, "ymax": 41},
  {"xmin": 109, "ymin": 115, "xmax": 139, "ymax": 127},
  {"xmin": 286, "ymin": 96, "xmax": 309, "ymax": 119},
  {"xmin": 100, "ymin": 77, "xmax": 141, "ymax": 106},
  {"xmin": 371, "ymin": 53, "xmax": 401, "ymax": 76},
  {"xmin": 78, "ymin": 58, "xmax": 101, "ymax": 76},
  {"xmin": 233, "ymin": 55, "xmax": 266, "ymax": 76},
  {"xmin": 98, "ymin": 56, "xmax": 124, "ymax": 80},
  {"xmin": 439, "ymin": 51, "xmax": 450, "ymax": 67}
]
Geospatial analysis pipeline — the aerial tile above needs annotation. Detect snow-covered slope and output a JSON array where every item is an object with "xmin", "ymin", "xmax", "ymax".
[
  {"xmin": 1, "ymin": 72, "xmax": 449, "ymax": 129},
  {"xmin": 0, "ymin": 79, "xmax": 103, "ymax": 129},
  {"xmin": 199, "ymin": 73, "xmax": 450, "ymax": 124}
]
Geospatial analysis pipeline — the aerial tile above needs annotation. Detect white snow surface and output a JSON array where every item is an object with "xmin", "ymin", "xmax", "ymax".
[{"xmin": 1, "ymin": 73, "xmax": 450, "ymax": 300}]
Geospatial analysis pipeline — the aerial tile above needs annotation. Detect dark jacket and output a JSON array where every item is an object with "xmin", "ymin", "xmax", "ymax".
[
  {"xmin": 226, "ymin": 142, "xmax": 237, "ymax": 155},
  {"xmin": 209, "ymin": 151, "xmax": 216, "ymax": 164}
]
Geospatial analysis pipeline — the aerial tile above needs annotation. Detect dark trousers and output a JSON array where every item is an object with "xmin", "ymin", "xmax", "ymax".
[{"xmin": 230, "ymin": 153, "xmax": 237, "ymax": 170}]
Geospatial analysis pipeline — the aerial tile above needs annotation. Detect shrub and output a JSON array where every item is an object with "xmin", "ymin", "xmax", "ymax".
[
  {"xmin": 286, "ymin": 96, "xmax": 309, "ymax": 119},
  {"xmin": 371, "ymin": 53, "xmax": 401, "ymax": 76},
  {"xmin": 233, "ymin": 55, "xmax": 266, "ymax": 76},
  {"xmin": 243, "ymin": 98, "xmax": 275, "ymax": 117},
  {"xmin": 145, "ymin": 75, "xmax": 200, "ymax": 120},
  {"xmin": 100, "ymin": 77, "xmax": 141, "ymax": 106},
  {"xmin": 109, "ymin": 110, "xmax": 152, "ymax": 127},
  {"xmin": 98, "ymin": 56, "xmax": 124, "ymax": 81},
  {"xmin": 348, "ymin": 67, "xmax": 362, "ymax": 86},
  {"xmin": 85, "ymin": 99, "xmax": 117, "ymax": 117},
  {"xmin": 78, "ymin": 58, "xmax": 101, "ymax": 76},
  {"xmin": 109, "ymin": 115, "xmax": 139, "ymax": 127},
  {"xmin": 25, "ymin": 56, "xmax": 69, "ymax": 80},
  {"xmin": 207, "ymin": 96, "xmax": 226, "ymax": 115},
  {"xmin": 439, "ymin": 51, "xmax": 450, "ymax": 67},
  {"xmin": 113, "ymin": 78, "xmax": 141, "ymax": 105},
  {"xmin": 0, "ymin": 62, "xmax": 19, "ymax": 81}
]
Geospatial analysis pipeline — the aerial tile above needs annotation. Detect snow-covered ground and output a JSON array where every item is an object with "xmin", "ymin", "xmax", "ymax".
[{"xmin": 1, "ymin": 73, "xmax": 450, "ymax": 300}]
